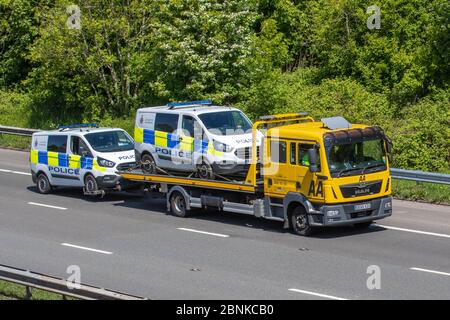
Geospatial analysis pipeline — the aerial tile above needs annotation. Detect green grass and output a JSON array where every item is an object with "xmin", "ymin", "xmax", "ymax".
[
  {"xmin": 393, "ymin": 179, "xmax": 450, "ymax": 205},
  {"xmin": 0, "ymin": 134, "xmax": 31, "ymax": 150},
  {"xmin": 0, "ymin": 279, "xmax": 77, "ymax": 300}
]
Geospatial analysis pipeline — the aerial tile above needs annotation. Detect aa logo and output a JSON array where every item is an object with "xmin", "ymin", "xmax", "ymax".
[
  {"xmin": 308, "ymin": 180, "xmax": 323, "ymax": 197},
  {"xmin": 359, "ymin": 175, "xmax": 366, "ymax": 182}
]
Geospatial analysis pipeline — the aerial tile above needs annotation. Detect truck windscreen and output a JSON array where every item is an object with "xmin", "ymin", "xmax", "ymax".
[
  {"xmin": 198, "ymin": 111, "xmax": 252, "ymax": 135},
  {"xmin": 327, "ymin": 139, "xmax": 387, "ymax": 177},
  {"xmin": 85, "ymin": 131, "xmax": 134, "ymax": 153}
]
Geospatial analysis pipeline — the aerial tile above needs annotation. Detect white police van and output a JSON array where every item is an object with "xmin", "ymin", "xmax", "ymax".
[
  {"xmin": 134, "ymin": 100, "xmax": 262, "ymax": 179},
  {"xmin": 30, "ymin": 124, "xmax": 136, "ymax": 195}
]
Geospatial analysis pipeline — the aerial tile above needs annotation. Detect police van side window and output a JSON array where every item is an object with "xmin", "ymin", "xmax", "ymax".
[
  {"xmin": 182, "ymin": 116, "xmax": 194, "ymax": 137},
  {"xmin": 155, "ymin": 113, "xmax": 179, "ymax": 133},
  {"xmin": 71, "ymin": 136, "xmax": 92, "ymax": 157},
  {"xmin": 47, "ymin": 135, "xmax": 67, "ymax": 153}
]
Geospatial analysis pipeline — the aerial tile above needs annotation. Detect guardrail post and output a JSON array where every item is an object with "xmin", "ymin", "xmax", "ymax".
[{"xmin": 25, "ymin": 286, "xmax": 32, "ymax": 300}]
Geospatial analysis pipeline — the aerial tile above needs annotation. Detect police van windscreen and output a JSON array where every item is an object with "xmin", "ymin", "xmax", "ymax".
[
  {"xmin": 84, "ymin": 130, "xmax": 133, "ymax": 153},
  {"xmin": 198, "ymin": 111, "xmax": 252, "ymax": 135}
]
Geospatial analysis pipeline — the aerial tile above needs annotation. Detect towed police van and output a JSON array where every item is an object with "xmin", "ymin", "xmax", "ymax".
[
  {"xmin": 134, "ymin": 100, "xmax": 263, "ymax": 179},
  {"xmin": 30, "ymin": 124, "xmax": 136, "ymax": 195}
]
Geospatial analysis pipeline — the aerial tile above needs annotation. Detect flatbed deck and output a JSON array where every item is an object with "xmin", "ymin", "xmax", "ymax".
[{"xmin": 119, "ymin": 170, "xmax": 258, "ymax": 193}]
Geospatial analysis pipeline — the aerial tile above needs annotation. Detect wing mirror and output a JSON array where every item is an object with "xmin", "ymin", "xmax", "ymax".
[{"xmin": 308, "ymin": 148, "xmax": 319, "ymax": 173}]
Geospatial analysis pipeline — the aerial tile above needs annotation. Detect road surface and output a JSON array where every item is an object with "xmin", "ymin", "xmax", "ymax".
[{"xmin": 0, "ymin": 148, "xmax": 449, "ymax": 299}]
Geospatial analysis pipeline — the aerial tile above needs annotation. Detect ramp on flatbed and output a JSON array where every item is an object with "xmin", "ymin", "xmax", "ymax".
[{"xmin": 119, "ymin": 171, "xmax": 257, "ymax": 193}]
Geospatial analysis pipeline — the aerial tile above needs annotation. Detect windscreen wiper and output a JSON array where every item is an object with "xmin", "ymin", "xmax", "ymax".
[
  {"xmin": 337, "ymin": 167, "xmax": 362, "ymax": 177},
  {"xmin": 361, "ymin": 163, "xmax": 386, "ymax": 175}
]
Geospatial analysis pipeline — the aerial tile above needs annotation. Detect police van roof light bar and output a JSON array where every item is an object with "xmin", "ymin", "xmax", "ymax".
[
  {"xmin": 57, "ymin": 123, "xmax": 98, "ymax": 130},
  {"xmin": 167, "ymin": 99, "xmax": 213, "ymax": 109}
]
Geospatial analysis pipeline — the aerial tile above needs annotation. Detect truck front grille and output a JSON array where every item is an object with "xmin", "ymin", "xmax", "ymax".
[{"xmin": 340, "ymin": 180, "xmax": 382, "ymax": 198}]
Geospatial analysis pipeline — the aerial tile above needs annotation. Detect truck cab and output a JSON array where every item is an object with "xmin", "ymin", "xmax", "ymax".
[{"xmin": 247, "ymin": 114, "xmax": 393, "ymax": 235}]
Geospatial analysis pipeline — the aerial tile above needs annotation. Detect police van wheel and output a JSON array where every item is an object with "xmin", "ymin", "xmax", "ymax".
[
  {"xmin": 84, "ymin": 174, "xmax": 99, "ymax": 194},
  {"xmin": 141, "ymin": 154, "xmax": 156, "ymax": 174},
  {"xmin": 197, "ymin": 161, "xmax": 215, "ymax": 180},
  {"xmin": 170, "ymin": 191, "xmax": 188, "ymax": 217},
  {"xmin": 36, "ymin": 173, "xmax": 51, "ymax": 194},
  {"xmin": 291, "ymin": 206, "xmax": 314, "ymax": 236}
]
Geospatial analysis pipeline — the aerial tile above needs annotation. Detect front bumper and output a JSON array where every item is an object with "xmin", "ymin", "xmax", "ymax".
[{"xmin": 307, "ymin": 196, "xmax": 392, "ymax": 227}]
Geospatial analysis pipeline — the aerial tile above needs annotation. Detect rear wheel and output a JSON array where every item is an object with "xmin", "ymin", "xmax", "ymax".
[
  {"xmin": 170, "ymin": 191, "xmax": 189, "ymax": 217},
  {"xmin": 291, "ymin": 206, "xmax": 314, "ymax": 236},
  {"xmin": 36, "ymin": 173, "xmax": 51, "ymax": 194},
  {"xmin": 141, "ymin": 153, "xmax": 156, "ymax": 174}
]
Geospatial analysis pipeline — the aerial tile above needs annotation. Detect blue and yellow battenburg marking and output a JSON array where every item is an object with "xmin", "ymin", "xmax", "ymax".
[
  {"xmin": 134, "ymin": 128, "xmax": 223, "ymax": 156},
  {"xmin": 30, "ymin": 150, "xmax": 107, "ymax": 172}
]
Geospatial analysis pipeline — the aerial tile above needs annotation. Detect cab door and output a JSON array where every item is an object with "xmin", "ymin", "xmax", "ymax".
[
  {"xmin": 264, "ymin": 139, "xmax": 291, "ymax": 196},
  {"xmin": 294, "ymin": 142, "xmax": 324, "ymax": 202},
  {"xmin": 68, "ymin": 135, "xmax": 93, "ymax": 187}
]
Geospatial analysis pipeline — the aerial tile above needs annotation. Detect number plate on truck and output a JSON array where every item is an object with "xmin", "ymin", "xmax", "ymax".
[{"xmin": 354, "ymin": 203, "xmax": 371, "ymax": 211}]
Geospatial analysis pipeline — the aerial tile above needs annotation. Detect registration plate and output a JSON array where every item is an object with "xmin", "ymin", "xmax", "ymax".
[{"xmin": 354, "ymin": 203, "xmax": 371, "ymax": 211}]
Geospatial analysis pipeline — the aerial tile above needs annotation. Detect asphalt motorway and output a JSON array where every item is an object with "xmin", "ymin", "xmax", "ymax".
[{"xmin": 0, "ymin": 148, "xmax": 449, "ymax": 300}]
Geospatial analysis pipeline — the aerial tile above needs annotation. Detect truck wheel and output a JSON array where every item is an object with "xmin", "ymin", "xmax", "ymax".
[
  {"xmin": 197, "ymin": 161, "xmax": 215, "ymax": 180},
  {"xmin": 36, "ymin": 173, "xmax": 51, "ymax": 194},
  {"xmin": 84, "ymin": 174, "xmax": 99, "ymax": 194},
  {"xmin": 170, "ymin": 191, "xmax": 189, "ymax": 217},
  {"xmin": 354, "ymin": 221, "xmax": 372, "ymax": 229},
  {"xmin": 141, "ymin": 153, "xmax": 156, "ymax": 174},
  {"xmin": 291, "ymin": 206, "xmax": 314, "ymax": 236}
]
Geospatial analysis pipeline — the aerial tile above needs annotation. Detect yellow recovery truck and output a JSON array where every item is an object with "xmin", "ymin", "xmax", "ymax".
[{"xmin": 119, "ymin": 113, "xmax": 393, "ymax": 235}]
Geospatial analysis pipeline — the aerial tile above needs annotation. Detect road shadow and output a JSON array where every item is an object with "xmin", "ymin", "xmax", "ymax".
[{"xmin": 26, "ymin": 185, "xmax": 387, "ymax": 238}]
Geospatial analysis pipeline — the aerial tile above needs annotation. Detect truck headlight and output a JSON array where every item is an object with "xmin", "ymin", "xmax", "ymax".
[
  {"xmin": 213, "ymin": 140, "xmax": 232, "ymax": 153},
  {"xmin": 384, "ymin": 201, "xmax": 392, "ymax": 209},
  {"xmin": 327, "ymin": 210, "xmax": 340, "ymax": 217},
  {"xmin": 97, "ymin": 157, "xmax": 116, "ymax": 168}
]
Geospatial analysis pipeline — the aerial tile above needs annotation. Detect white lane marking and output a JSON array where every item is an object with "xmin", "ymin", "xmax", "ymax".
[
  {"xmin": 61, "ymin": 243, "xmax": 113, "ymax": 255},
  {"xmin": 28, "ymin": 202, "xmax": 67, "ymax": 210},
  {"xmin": 288, "ymin": 288, "xmax": 348, "ymax": 300},
  {"xmin": 177, "ymin": 228, "xmax": 230, "ymax": 238},
  {"xmin": 0, "ymin": 168, "xmax": 31, "ymax": 176},
  {"xmin": 410, "ymin": 267, "xmax": 450, "ymax": 277},
  {"xmin": 376, "ymin": 224, "xmax": 450, "ymax": 239}
]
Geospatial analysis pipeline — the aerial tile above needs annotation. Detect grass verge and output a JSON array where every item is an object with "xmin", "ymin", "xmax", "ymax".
[
  {"xmin": 392, "ymin": 179, "xmax": 450, "ymax": 205},
  {"xmin": 0, "ymin": 279, "xmax": 77, "ymax": 300}
]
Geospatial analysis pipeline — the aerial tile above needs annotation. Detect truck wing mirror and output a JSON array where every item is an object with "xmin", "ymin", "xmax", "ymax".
[
  {"xmin": 384, "ymin": 136, "xmax": 393, "ymax": 164},
  {"xmin": 308, "ymin": 148, "xmax": 319, "ymax": 173}
]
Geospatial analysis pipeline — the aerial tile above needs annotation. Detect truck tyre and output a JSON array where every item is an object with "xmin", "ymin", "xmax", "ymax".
[
  {"xmin": 36, "ymin": 173, "xmax": 51, "ymax": 194},
  {"xmin": 354, "ymin": 221, "xmax": 372, "ymax": 229},
  {"xmin": 141, "ymin": 153, "xmax": 156, "ymax": 174},
  {"xmin": 291, "ymin": 206, "xmax": 314, "ymax": 236},
  {"xmin": 170, "ymin": 191, "xmax": 189, "ymax": 217},
  {"xmin": 84, "ymin": 174, "xmax": 99, "ymax": 194},
  {"xmin": 197, "ymin": 161, "xmax": 215, "ymax": 180}
]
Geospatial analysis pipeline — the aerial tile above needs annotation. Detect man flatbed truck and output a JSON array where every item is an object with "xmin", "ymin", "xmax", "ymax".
[{"xmin": 119, "ymin": 113, "xmax": 393, "ymax": 236}]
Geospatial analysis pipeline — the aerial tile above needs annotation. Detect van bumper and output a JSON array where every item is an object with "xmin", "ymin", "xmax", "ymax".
[{"xmin": 307, "ymin": 196, "xmax": 392, "ymax": 227}]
